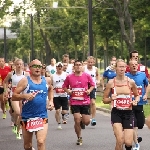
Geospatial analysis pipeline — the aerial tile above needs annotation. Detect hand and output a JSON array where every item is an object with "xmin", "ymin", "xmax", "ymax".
[
  {"xmin": 68, "ymin": 90, "xmax": 72, "ymax": 95},
  {"xmin": 143, "ymin": 94, "xmax": 147, "ymax": 101},
  {"xmin": 96, "ymin": 81, "xmax": 100, "ymax": 86},
  {"xmin": 86, "ymin": 89, "xmax": 91, "ymax": 95},
  {"xmin": 25, "ymin": 92, "xmax": 39, "ymax": 101},
  {"xmin": 131, "ymin": 100, "xmax": 138, "ymax": 106},
  {"xmin": 47, "ymin": 101, "xmax": 54, "ymax": 111},
  {"xmin": 102, "ymin": 87, "xmax": 105, "ymax": 91},
  {"xmin": 111, "ymin": 94, "xmax": 117, "ymax": 101}
]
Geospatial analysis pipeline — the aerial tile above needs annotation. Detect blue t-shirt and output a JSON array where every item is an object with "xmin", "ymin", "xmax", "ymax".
[
  {"xmin": 22, "ymin": 76, "xmax": 48, "ymax": 119},
  {"xmin": 103, "ymin": 69, "xmax": 116, "ymax": 81},
  {"xmin": 125, "ymin": 71, "xmax": 149, "ymax": 105}
]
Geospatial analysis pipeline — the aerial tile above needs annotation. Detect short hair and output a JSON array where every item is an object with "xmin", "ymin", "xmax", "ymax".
[
  {"xmin": 74, "ymin": 60, "xmax": 82, "ymax": 65},
  {"xmin": 62, "ymin": 54, "xmax": 69, "ymax": 58},
  {"xmin": 129, "ymin": 50, "xmax": 138, "ymax": 59}
]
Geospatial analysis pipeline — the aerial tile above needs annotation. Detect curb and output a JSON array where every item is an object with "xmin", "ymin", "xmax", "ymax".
[{"xmin": 96, "ymin": 107, "xmax": 111, "ymax": 114}]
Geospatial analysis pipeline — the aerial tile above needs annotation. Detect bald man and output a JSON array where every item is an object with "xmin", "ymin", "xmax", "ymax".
[{"xmin": 12, "ymin": 59, "xmax": 54, "ymax": 150}]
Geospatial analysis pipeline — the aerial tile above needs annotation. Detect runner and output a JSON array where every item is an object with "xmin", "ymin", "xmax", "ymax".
[
  {"xmin": 84, "ymin": 56, "xmax": 100, "ymax": 126},
  {"xmin": 63, "ymin": 60, "xmax": 95, "ymax": 145},
  {"xmin": 103, "ymin": 59, "xmax": 139, "ymax": 150},
  {"xmin": 125, "ymin": 60, "xmax": 149, "ymax": 150},
  {"xmin": 51, "ymin": 62, "xmax": 69, "ymax": 129},
  {"xmin": 101, "ymin": 60, "xmax": 116, "ymax": 90},
  {"xmin": 126, "ymin": 50, "xmax": 149, "ymax": 78},
  {"xmin": 46, "ymin": 58, "xmax": 56, "ymax": 75},
  {"xmin": 3, "ymin": 59, "xmax": 30, "ymax": 139},
  {"xmin": 12, "ymin": 59, "xmax": 54, "ymax": 150},
  {"xmin": 0, "ymin": 58, "xmax": 11, "ymax": 119},
  {"xmin": 106, "ymin": 56, "xmax": 117, "ymax": 70}
]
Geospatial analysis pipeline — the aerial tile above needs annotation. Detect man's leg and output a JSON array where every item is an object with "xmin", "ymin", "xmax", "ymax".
[
  {"xmin": 22, "ymin": 126, "xmax": 33, "ymax": 150},
  {"xmin": 36, "ymin": 123, "xmax": 48, "ymax": 150}
]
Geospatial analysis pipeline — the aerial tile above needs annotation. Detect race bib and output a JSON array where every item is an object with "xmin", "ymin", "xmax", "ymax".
[
  {"xmin": 140, "ymin": 66, "xmax": 145, "ymax": 71},
  {"xmin": 72, "ymin": 88, "xmax": 85, "ymax": 100},
  {"xmin": 12, "ymin": 87, "xmax": 16, "ymax": 92},
  {"xmin": 26, "ymin": 118, "xmax": 44, "ymax": 132},
  {"xmin": 55, "ymin": 88, "xmax": 65, "ymax": 93},
  {"xmin": 113, "ymin": 95, "xmax": 131, "ymax": 109}
]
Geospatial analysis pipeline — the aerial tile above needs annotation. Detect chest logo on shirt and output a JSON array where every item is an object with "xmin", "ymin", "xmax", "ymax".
[{"xmin": 51, "ymin": 69, "xmax": 55, "ymax": 74}]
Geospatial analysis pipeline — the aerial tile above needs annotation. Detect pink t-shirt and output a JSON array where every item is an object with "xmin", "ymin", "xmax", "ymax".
[{"xmin": 62, "ymin": 72, "xmax": 95, "ymax": 105}]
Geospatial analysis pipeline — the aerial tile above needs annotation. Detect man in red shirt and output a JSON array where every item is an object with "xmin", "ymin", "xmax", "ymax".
[
  {"xmin": 0, "ymin": 58, "xmax": 11, "ymax": 119},
  {"xmin": 126, "ymin": 50, "xmax": 149, "ymax": 78}
]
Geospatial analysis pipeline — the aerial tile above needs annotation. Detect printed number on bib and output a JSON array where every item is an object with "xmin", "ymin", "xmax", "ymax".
[
  {"xmin": 72, "ymin": 88, "xmax": 85, "ymax": 100},
  {"xmin": 26, "ymin": 118, "xmax": 44, "ymax": 132},
  {"xmin": 140, "ymin": 66, "xmax": 145, "ymax": 72},
  {"xmin": 55, "ymin": 88, "xmax": 65, "ymax": 94},
  {"xmin": 113, "ymin": 95, "xmax": 131, "ymax": 109}
]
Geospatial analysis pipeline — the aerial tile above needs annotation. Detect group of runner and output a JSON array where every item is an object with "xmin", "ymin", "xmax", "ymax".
[{"xmin": 0, "ymin": 50, "xmax": 150, "ymax": 150}]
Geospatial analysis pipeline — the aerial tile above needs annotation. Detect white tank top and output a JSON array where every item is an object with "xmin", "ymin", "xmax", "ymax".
[
  {"xmin": 84, "ymin": 65, "xmax": 97, "ymax": 87},
  {"xmin": 52, "ymin": 72, "xmax": 67, "ymax": 97},
  {"xmin": 10, "ymin": 71, "xmax": 25, "ymax": 97}
]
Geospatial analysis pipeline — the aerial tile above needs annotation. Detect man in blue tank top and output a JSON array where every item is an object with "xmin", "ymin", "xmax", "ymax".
[
  {"xmin": 12, "ymin": 59, "xmax": 54, "ymax": 150},
  {"xmin": 125, "ymin": 60, "xmax": 149, "ymax": 150}
]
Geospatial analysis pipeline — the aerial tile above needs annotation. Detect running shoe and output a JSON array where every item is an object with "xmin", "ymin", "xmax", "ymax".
[
  {"xmin": 91, "ymin": 118, "xmax": 96, "ymax": 126},
  {"xmin": 133, "ymin": 143, "xmax": 140, "ymax": 150},
  {"xmin": 76, "ymin": 137, "xmax": 82, "ymax": 145},
  {"xmin": 16, "ymin": 132, "xmax": 21, "ymax": 140},
  {"xmin": 2, "ymin": 113, "xmax": 6, "ymax": 119},
  {"xmin": 12, "ymin": 125, "xmax": 17, "ymax": 134},
  {"xmin": 57, "ymin": 124, "xmax": 62, "ymax": 130}
]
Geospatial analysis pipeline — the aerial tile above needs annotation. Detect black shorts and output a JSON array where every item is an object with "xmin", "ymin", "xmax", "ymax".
[
  {"xmin": 0, "ymin": 87, "xmax": 4, "ymax": 94},
  {"xmin": 53, "ymin": 97, "xmax": 68, "ymax": 110},
  {"xmin": 132, "ymin": 105, "xmax": 145, "ymax": 129},
  {"xmin": 90, "ymin": 88, "xmax": 96, "ymax": 99},
  {"xmin": 71, "ymin": 105, "xmax": 90, "ymax": 115},
  {"xmin": 111, "ymin": 108, "xmax": 134, "ymax": 129}
]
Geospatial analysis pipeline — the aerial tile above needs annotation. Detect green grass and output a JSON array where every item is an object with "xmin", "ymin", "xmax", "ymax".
[{"xmin": 96, "ymin": 96, "xmax": 150, "ymax": 117}]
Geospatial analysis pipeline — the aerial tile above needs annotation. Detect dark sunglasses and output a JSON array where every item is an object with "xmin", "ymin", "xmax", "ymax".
[
  {"xmin": 57, "ymin": 65, "xmax": 62, "ymax": 68},
  {"xmin": 30, "ymin": 64, "xmax": 42, "ymax": 68}
]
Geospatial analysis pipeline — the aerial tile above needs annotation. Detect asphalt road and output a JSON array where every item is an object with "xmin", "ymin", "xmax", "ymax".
[{"xmin": 0, "ymin": 110, "xmax": 150, "ymax": 150}]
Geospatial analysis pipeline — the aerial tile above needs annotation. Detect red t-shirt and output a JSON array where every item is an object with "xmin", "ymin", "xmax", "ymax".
[
  {"xmin": 0, "ymin": 66, "xmax": 11, "ymax": 81},
  {"xmin": 126, "ymin": 64, "xmax": 149, "ymax": 78}
]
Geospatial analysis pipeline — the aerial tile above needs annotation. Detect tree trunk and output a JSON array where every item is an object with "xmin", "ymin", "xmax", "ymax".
[
  {"xmin": 75, "ymin": 44, "xmax": 78, "ymax": 59},
  {"xmin": 36, "ymin": 12, "xmax": 52, "ymax": 63}
]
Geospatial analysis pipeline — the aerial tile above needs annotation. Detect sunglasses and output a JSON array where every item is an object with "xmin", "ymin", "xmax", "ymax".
[
  {"xmin": 57, "ymin": 65, "xmax": 62, "ymax": 68},
  {"xmin": 30, "ymin": 64, "xmax": 42, "ymax": 68}
]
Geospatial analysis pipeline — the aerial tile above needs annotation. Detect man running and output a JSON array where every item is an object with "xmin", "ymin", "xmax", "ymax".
[
  {"xmin": 84, "ymin": 56, "xmax": 100, "ymax": 126},
  {"xmin": 103, "ymin": 59, "xmax": 139, "ymax": 150},
  {"xmin": 12, "ymin": 59, "xmax": 54, "ymax": 150},
  {"xmin": 126, "ymin": 60, "xmax": 149, "ymax": 150},
  {"xmin": 0, "ymin": 58, "xmax": 11, "ymax": 119},
  {"xmin": 63, "ymin": 60, "xmax": 95, "ymax": 145},
  {"xmin": 126, "ymin": 50, "xmax": 149, "ymax": 78},
  {"xmin": 46, "ymin": 58, "xmax": 56, "ymax": 75},
  {"xmin": 51, "ymin": 62, "xmax": 69, "ymax": 129}
]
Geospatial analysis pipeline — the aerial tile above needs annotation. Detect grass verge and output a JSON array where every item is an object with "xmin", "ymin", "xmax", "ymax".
[{"xmin": 96, "ymin": 96, "xmax": 150, "ymax": 117}]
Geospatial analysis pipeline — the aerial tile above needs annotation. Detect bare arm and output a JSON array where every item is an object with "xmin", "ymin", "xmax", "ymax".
[
  {"xmin": 46, "ymin": 77, "xmax": 53, "ymax": 104},
  {"xmin": 101, "ymin": 77, "xmax": 106, "ymax": 90},
  {"xmin": 3, "ymin": 72, "xmax": 12, "ymax": 92},
  {"xmin": 103, "ymin": 80, "xmax": 113, "ymax": 104}
]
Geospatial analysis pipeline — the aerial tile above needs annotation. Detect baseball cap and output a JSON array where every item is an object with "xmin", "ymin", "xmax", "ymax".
[{"xmin": 56, "ymin": 62, "xmax": 63, "ymax": 67}]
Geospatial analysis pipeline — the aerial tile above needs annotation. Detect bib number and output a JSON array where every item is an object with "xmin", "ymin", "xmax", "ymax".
[
  {"xmin": 26, "ymin": 118, "xmax": 44, "ymax": 132},
  {"xmin": 72, "ymin": 88, "xmax": 85, "ymax": 100},
  {"xmin": 55, "ymin": 88, "xmax": 65, "ymax": 94},
  {"xmin": 114, "ymin": 95, "xmax": 131, "ymax": 109}
]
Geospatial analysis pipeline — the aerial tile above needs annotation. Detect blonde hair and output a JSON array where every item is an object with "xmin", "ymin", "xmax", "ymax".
[
  {"xmin": 115, "ymin": 59, "xmax": 126, "ymax": 67},
  {"xmin": 14, "ymin": 59, "xmax": 23, "ymax": 65}
]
